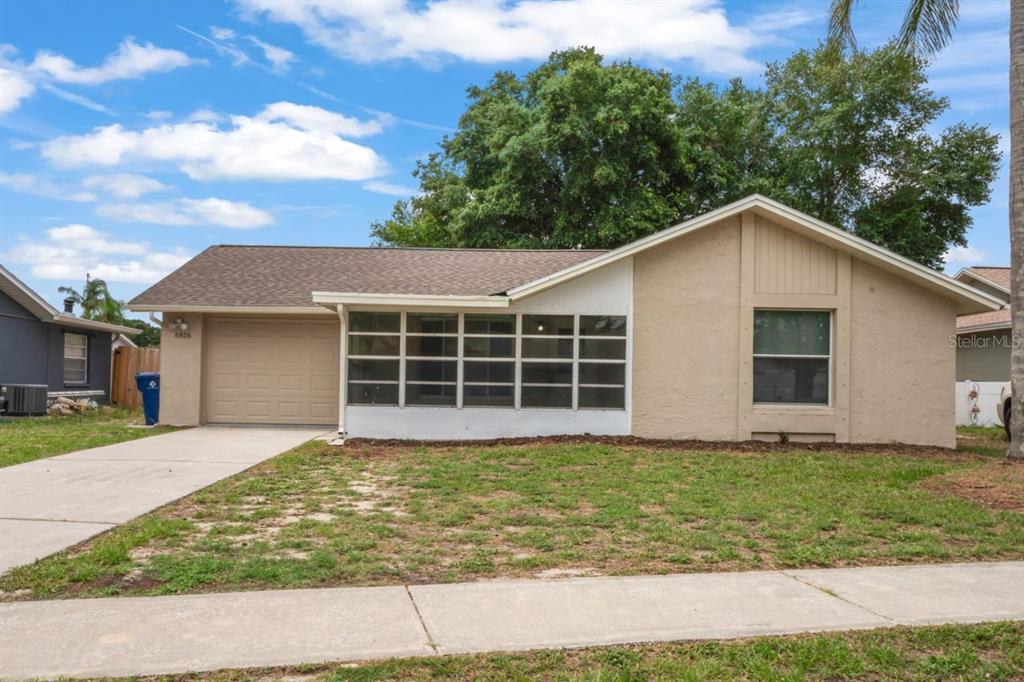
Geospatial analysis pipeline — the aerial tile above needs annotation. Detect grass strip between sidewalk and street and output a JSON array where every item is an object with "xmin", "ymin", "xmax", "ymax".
[{"xmin": 91, "ymin": 621, "xmax": 1024, "ymax": 681}]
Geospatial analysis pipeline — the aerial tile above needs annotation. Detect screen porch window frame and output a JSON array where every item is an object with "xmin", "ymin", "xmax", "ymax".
[
  {"xmin": 346, "ymin": 310, "xmax": 628, "ymax": 411},
  {"xmin": 462, "ymin": 313, "xmax": 517, "ymax": 408},
  {"xmin": 347, "ymin": 311, "xmax": 401, "ymax": 406},
  {"xmin": 752, "ymin": 309, "xmax": 833, "ymax": 407},
  {"xmin": 404, "ymin": 312, "xmax": 459, "ymax": 407},
  {"xmin": 63, "ymin": 332, "xmax": 88, "ymax": 385}
]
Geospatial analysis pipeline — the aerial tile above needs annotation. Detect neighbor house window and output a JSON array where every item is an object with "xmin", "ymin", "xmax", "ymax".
[
  {"xmin": 63, "ymin": 333, "xmax": 88, "ymax": 384},
  {"xmin": 753, "ymin": 310, "xmax": 830, "ymax": 405},
  {"xmin": 347, "ymin": 312, "xmax": 400, "ymax": 405}
]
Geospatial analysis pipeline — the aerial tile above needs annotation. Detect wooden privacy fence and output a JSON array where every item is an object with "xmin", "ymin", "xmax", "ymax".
[{"xmin": 111, "ymin": 347, "xmax": 160, "ymax": 407}]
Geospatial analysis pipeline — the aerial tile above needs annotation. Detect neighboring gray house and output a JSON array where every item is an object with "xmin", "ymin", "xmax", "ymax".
[
  {"xmin": 953, "ymin": 266, "xmax": 1011, "ymax": 426},
  {"xmin": 0, "ymin": 264, "xmax": 140, "ymax": 405}
]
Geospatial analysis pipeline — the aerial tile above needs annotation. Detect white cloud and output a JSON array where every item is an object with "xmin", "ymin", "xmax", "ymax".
[
  {"xmin": 29, "ymin": 39, "xmax": 197, "ymax": 85},
  {"xmin": 363, "ymin": 181, "xmax": 418, "ymax": 197},
  {"xmin": 42, "ymin": 101, "xmax": 389, "ymax": 182},
  {"xmin": 256, "ymin": 101, "xmax": 389, "ymax": 136},
  {"xmin": 83, "ymin": 173, "xmax": 171, "ymax": 198},
  {"xmin": 0, "ymin": 172, "xmax": 96, "ymax": 202},
  {"xmin": 247, "ymin": 36, "xmax": 296, "ymax": 72},
  {"xmin": 211, "ymin": 26, "xmax": 237, "ymax": 40},
  {"xmin": 96, "ymin": 197, "xmax": 274, "ymax": 229},
  {"xmin": 0, "ymin": 67, "xmax": 34, "ymax": 113},
  {"xmin": 238, "ymin": 0, "xmax": 797, "ymax": 73},
  {"xmin": 944, "ymin": 244, "xmax": 988, "ymax": 266},
  {"xmin": 145, "ymin": 109, "xmax": 173, "ymax": 120},
  {"xmin": 4, "ymin": 224, "xmax": 191, "ymax": 283}
]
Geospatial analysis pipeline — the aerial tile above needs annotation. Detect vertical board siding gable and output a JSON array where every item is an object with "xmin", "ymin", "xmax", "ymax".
[{"xmin": 753, "ymin": 217, "xmax": 837, "ymax": 295}]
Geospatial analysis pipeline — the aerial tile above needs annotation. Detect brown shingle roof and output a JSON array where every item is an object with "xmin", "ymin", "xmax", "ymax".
[
  {"xmin": 129, "ymin": 245, "xmax": 607, "ymax": 308},
  {"xmin": 957, "ymin": 308, "xmax": 1010, "ymax": 330},
  {"xmin": 965, "ymin": 266, "xmax": 1010, "ymax": 290}
]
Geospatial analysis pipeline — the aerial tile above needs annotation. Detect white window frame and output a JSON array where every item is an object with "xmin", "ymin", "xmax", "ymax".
[
  {"xmin": 752, "ymin": 309, "xmax": 833, "ymax": 407},
  {"xmin": 520, "ymin": 313, "xmax": 575, "ymax": 409},
  {"xmin": 404, "ymin": 312, "xmax": 459, "ymax": 407},
  {"xmin": 346, "ymin": 312, "xmax": 401, "ymax": 405},
  {"xmin": 576, "ymin": 315, "xmax": 628, "ymax": 411},
  {"xmin": 345, "ymin": 311, "xmax": 628, "ymax": 411},
  {"xmin": 462, "ymin": 313, "xmax": 517, "ymax": 409},
  {"xmin": 63, "ymin": 332, "xmax": 88, "ymax": 385}
]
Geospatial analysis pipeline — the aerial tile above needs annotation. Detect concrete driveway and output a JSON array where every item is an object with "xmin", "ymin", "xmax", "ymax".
[{"xmin": 0, "ymin": 426, "xmax": 322, "ymax": 574}]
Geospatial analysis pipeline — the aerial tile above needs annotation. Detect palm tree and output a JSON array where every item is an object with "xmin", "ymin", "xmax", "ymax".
[
  {"xmin": 828, "ymin": 0, "xmax": 1023, "ymax": 460},
  {"xmin": 58, "ymin": 274, "xmax": 125, "ymax": 325}
]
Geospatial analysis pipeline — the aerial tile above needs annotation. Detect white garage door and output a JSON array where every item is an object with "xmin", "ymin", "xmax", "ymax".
[{"xmin": 204, "ymin": 317, "xmax": 338, "ymax": 425}]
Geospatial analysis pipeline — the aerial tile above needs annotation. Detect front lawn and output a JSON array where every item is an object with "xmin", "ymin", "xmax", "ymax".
[
  {"xmin": 956, "ymin": 424, "xmax": 1009, "ymax": 458},
  {"xmin": 0, "ymin": 407, "xmax": 178, "ymax": 468},
  {"xmin": 107, "ymin": 622, "xmax": 1024, "ymax": 681},
  {"xmin": 3, "ymin": 436, "xmax": 1021, "ymax": 600}
]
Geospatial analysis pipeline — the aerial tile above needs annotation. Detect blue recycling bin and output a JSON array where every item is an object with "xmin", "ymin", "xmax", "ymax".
[{"xmin": 135, "ymin": 372, "xmax": 160, "ymax": 425}]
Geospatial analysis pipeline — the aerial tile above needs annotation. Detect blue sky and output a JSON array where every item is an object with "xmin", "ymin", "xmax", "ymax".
[{"xmin": 0, "ymin": 0, "xmax": 1011, "ymax": 314}]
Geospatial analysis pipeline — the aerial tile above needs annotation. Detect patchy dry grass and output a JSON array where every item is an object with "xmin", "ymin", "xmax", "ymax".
[
  {"xmin": 922, "ymin": 460, "xmax": 1024, "ymax": 512},
  {"xmin": 956, "ymin": 425, "xmax": 1009, "ymax": 459},
  {"xmin": 2, "ymin": 434, "xmax": 1022, "ymax": 601},
  {"xmin": 90, "ymin": 622, "xmax": 1024, "ymax": 681},
  {"xmin": 0, "ymin": 407, "xmax": 178, "ymax": 468}
]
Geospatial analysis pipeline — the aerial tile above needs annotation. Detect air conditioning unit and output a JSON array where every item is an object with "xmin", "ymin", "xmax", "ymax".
[{"xmin": 2, "ymin": 384, "xmax": 48, "ymax": 416}]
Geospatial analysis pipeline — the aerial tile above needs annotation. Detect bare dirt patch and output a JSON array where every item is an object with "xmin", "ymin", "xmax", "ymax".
[{"xmin": 921, "ymin": 461, "xmax": 1024, "ymax": 512}]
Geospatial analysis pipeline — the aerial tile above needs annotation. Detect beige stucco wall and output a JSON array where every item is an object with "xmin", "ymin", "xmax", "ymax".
[
  {"xmin": 158, "ymin": 313, "xmax": 203, "ymax": 426},
  {"xmin": 632, "ymin": 215, "xmax": 742, "ymax": 439},
  {"xmin": 956, "ymin": 330, "xmax": 1010, "ymax": 382},
  {"xmin": 632, "ymin": 210, "xmax": 959, "ymax": 447},
  {"xmin": 848, "ymin": 261, "xmax": 957, "ymax": 447}
]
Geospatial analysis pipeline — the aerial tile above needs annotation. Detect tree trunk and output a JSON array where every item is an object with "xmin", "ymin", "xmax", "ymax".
[{"xmin": 1009, "ymin": 0, "xmax": 1024, "ymax": 459}]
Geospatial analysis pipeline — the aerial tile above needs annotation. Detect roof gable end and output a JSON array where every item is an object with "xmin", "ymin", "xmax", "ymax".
[{"xmin": 507, "ymin": 195, "xmax": 1004, "ymax": 315}]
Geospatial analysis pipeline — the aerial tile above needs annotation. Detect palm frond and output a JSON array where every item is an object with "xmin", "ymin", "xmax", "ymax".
[
  {"xmin": 897, "ymin": 0, "xmax": 960, "ymax": 56},
  {"xmin": 827, "ymin": 0, "xmax": 860, "ymax": 51}
]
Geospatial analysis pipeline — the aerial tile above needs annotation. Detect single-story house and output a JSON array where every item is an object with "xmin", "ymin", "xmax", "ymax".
[
  {"xmin": 0, "ymin": 264, "xmax": 141, "ymax": 406},
  {"xmin": 128, "ymin": 195, "xmax": 1002, "ymax": 447},
  {"xmin": 952, "ymin": 266, "xmax": 1011, "ymax": 426}
]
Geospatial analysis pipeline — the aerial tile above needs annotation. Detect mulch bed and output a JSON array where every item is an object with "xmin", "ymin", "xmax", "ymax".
[{"xmin": 339, "ymin": 434, "xmax": 982, "ymax": 460}]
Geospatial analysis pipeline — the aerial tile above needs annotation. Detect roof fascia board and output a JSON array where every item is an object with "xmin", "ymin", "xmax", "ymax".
[
  {"xmin": 0, "ymin": 263, "xmax": 60, "ymax": 320},
  {"xmin": 953, "ymin": 269, "xmax": 1011, "ymax": 296},
  {"xmin": 128, "ymin": 304, "xmax": 333, "ymax": 315},
  {"xmin": 312, "ymin": 292, "xmax": 511, "ymax": 309},
  {"xmin": 506, "ymin": 194, "xmax": 1003, "ymax": 313},
  {"xmin": 954, "ymin": 323, "xmax": 1011, "ymax": 335},
  {"xmin": 50, "ymin": 314, "xmax": 141, "ymax": 335}
]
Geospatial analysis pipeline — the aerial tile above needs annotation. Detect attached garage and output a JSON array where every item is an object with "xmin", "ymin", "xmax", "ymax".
[{"xmin": 204, "ymin": 317, "xmax": 338, "ymax": 425}]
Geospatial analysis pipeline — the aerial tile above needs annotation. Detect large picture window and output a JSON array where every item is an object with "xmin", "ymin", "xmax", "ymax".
[
  {"xmin": 63, "ymin": 333, "xmax": 88, "ymax": 384},
  {"xmin": 346, "ymin": 311, "xmax": 628, "ymax": 411},
  {"xmin": 753, "ymin": 310, "xmax": 830, "ymax": 405}
]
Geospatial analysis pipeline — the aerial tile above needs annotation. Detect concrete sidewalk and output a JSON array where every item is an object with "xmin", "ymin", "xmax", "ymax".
[
  {"xmin": 2, "ymin": 561, "xmax": 1021, "ymax": 679},
  {"xmin": 0, "ymin": 427, "xmax": 321, "ymax": 574}
]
